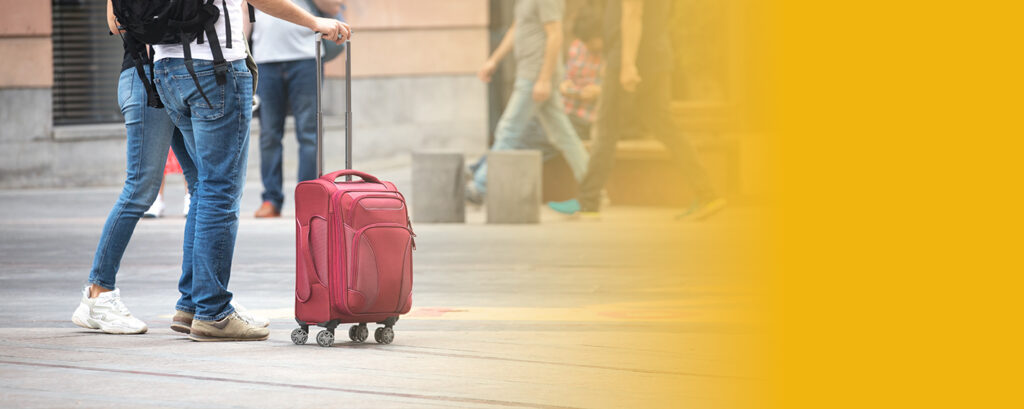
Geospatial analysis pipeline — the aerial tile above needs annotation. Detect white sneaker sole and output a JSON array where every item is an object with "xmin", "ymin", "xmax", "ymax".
[
  {"xmin": 71, "ymin": 305, "xmax": 98, "ymax": 330},
  {"xmin": 72, "ymin": 304, "xmax": 147, "ymax": 335}
]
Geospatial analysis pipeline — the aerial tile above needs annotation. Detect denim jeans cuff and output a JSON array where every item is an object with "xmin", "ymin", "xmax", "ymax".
[
  {"xmin": 87, "ymin": 278, "xmax": 115, "ymax": 291},
  {"xmin": 174, "ymin": 304, "xmax": 196, "ymax": 314},
  {"xmin": 194, "ymin": 305, "xmax": 236, "ymax": 322}
]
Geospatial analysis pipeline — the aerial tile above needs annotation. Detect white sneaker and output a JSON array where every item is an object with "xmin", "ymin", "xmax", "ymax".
[
  {"xmin": 144, "ymin": 194, "xmax": 165, "ymax": 218},
  {"xmin": 183, "ymin": 193, "xmax": 191, "ymax": 217},
  {"xmin": 71, "ymin": 286, "xmax": 148, "ymax": 334},
  {"xmin": 231, "ymin": 302, "xmax": 270, "ymax": 328}
]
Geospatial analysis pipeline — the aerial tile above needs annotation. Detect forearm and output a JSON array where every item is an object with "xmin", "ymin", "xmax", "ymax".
[
  {"xmin": 537, "ymin": 29, "xmax": 562, "ymax": 83},
  {"xmin": 106, "ymin": 0, "xmax": 117, "ymax": 33},
  {"xmin": 247, "ymin": 0, "xmax": 318, "ymax": 31},
  {"xmin": 489, "ymin": 24, "xmax": 516, "ymax": 63},
  {"xmin": 621, "ymin": 0, "xmax": 643, "ymax": 68}
]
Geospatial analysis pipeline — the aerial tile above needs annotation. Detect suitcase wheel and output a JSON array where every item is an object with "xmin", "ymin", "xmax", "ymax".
[
  {"xmin": 348, "ymin": 324, "xmax": 369, "ymax": 343},
  {"xmin": 316, "ymin": 329, "xmax": 335, "ymax": 347},
  {"xmin": 374, "ymin": 326, "xmax": 394, "ymax": 344},
  {"xmin": 291, "ymin": 328, "xmax": 308, "ymax": 345}
]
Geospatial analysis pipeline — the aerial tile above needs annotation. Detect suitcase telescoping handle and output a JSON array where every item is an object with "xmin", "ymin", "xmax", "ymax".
[{"xmin": 315, "ymin": 34, "xmax": 353, "ymax": 180}]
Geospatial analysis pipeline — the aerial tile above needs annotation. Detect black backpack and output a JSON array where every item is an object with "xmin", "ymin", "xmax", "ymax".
[{"xmin": 111, "ymin": 0, "xmax": 254, "ymax": 108}]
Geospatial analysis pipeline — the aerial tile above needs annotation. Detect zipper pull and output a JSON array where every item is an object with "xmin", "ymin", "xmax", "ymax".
[{"xmin": 407, "ymin": 216, "xmax": 416, "ymax": 250}]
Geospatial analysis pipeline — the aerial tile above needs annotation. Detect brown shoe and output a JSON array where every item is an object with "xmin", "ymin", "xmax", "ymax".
[
  {"xmin": 189, "ymin": 312, "xmax": 270, "ymax": 342},
  {"xmin": 171, "ymin": 310, "xmax": 194, "ymax": 334},
  {"xmin": 254, "ymin": 201, "xmax": 280, "ymax": 218}
]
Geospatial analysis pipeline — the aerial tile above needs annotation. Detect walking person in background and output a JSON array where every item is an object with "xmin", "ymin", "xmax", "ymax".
[
  {"xmin": 548, "ymin": 0, "xmax": 727, "ymax": 220},
  {"xmin": 247, "ymin": 0, "xmax": 346, "ymax": 218},
  {"xmin": 469, "ymin": 0, "xmax": 590, "ymax": 203},
  {"xmin": 559, "ymin": 8, "xmax": 604, "ymax": 141},
  {"xmin": 466, "ymin": 9, "xmax": 603, "ymax": 197}
]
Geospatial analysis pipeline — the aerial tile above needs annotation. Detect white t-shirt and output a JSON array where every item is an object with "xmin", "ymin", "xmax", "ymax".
[
  {"xmin": 252, "ymin": 0, "xmax": 318, "ymax": 64},
  {"xmin": 153, "ymin": 0, "xmax": 247, "ymax": 62}
]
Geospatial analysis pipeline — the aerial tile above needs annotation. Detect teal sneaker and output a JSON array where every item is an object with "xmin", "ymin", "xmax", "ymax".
[{"xmin": 548, "ymin": 199, "xmax": 581, "ymax": 215}]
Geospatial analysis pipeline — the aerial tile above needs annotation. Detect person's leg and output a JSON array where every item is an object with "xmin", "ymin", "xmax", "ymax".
[
  {"xmin": 639, "ymin": 70, "xmax": 717, "ymax": 202},
  {"xmin": 170, "ymin": 127, "xmax": 200, "ymax": 316},
  {"xmin": 638, "ymin": 70, "xmax": 725, "ymax": 220},
  {"xmin": 472, "ymin": 78, "xmax": 539, "ymax": 195},
  {"xmin": 285, "ymin": 59, "xmax": 320, "ymax": 186},
  {"xmin": 256, "ymin": 62, "xmax": 287, "ymax": 212},
  {"xmin": 534, "ymin": 86, "xmax": 590, "ymax": 181},
  {"xmin": 87, "ymin": 69, "xmax": 176, "ymax": 291},
  {"xmin": 569, "ymin": 114, "xmax": 592, "ymax": 141},
  {"xmin": 75, "ymin": 68, "xmax": 177, "ymax": 334},
  {"xmin": 518, "ymin": 119, "xmax": 561, "ymax": 161},
  {"xmin": 576, "ymin": 50, "xmax": 625, "ymax": 212},
  {"xmin": 155, "ymin": 59, "xmax": 252, "ymax": 323}
]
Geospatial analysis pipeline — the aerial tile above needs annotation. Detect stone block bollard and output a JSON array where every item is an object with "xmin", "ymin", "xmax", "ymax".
[
  {"xmin": 411, "ymin": 152, "xmax": 466, "ymax": 223},
  {"xmin": 486, "ymin": 150, "xmax": 541, "ymax": 224}
]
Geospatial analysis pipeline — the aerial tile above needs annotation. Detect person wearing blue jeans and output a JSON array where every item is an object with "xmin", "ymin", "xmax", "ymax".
[
  {"xmin": 252, "ymin": 60, "xmax": 319, "ymax": 217},
  {"xmin": 249, "ymin": 0, "xmax": 344, "ymax": 218},
  {"xmin": 72, "ymin": 60, "xmax": 198, "ymax": 335},
  {"xmin": 150, "ymin": 0, "xmax": 348, "ymax": 341},
  {"xmin": 472, "ymin": 0, "xmax": 589, "ymax": 202},
  {"xmin": 467, "ymin": 120, "xmax": 559, "ymax": 177},
  {"xmin": 154, "ymin": 57, "xmax": 253, "ymax": 318}
]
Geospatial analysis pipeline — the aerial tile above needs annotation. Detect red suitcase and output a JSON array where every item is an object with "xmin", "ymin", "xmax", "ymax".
[{"xmin": 291, "ymin": 39, "xmax": 414, "ymax": 347}]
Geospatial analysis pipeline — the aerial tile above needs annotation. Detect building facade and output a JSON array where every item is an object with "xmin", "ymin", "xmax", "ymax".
[{"xmin": 0, "ymin": 0, "xmax": 490, "ymax": 189}]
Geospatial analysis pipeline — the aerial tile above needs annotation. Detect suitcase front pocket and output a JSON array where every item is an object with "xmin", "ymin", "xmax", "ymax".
[{"xmin": 346, "ymin": 224, "xmax": 413, "ymax": 315}]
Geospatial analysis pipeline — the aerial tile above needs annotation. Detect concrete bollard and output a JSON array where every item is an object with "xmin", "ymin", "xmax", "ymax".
[
  {"xmin": 411, "ymin": 152, "xmax": 465, "ymax": 223},
  {"xmin": 486, "ymin": 150, "xmax": 542, "ymax": 224}
]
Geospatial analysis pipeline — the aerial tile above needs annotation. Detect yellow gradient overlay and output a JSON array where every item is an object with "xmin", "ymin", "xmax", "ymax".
[{"xmin": 765, "ymin": 1, "xmax": 1023, "ymax": 408}]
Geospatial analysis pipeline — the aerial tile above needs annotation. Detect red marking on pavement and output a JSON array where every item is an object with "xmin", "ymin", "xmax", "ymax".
[{"xmin": 0, "ymin": 359, "xmax": 581, "ymax": 409}]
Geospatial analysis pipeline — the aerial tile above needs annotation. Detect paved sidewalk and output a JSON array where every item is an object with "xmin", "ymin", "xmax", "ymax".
[{"xmin": 0, "ymin": 170, "xmax": 759, "ymax": 408}]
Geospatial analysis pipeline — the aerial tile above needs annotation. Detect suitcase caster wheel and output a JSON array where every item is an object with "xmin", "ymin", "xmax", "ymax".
[
  {"xmin": 348, "ymin": 325, "xmax": 368, "ymax": 343},
  {"xmin": 374, "ymin": 327, "xmax": 394, "ymax": 344},
  {"xmin": 291, "ymin": 328, "xmax": 308, "ymax": 345},
  {"xmin": 316, "ymin": 330, "xmax": 334, "ymax": 347}
]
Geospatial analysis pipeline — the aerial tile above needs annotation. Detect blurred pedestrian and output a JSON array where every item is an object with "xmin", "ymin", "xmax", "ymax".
[
  {"xmin": 470, "ymin": 0, "xmax": 590, "ymax": 203},
  {"xmin": 548, "ymin": 0, "xmax": 726, "ymax": 220},
  {"xmin": 248, "ymin": 0, "xmax": 346, "ymax": 218},
  {"xmin": 559, "ymin": 8, "xmax": 604, "ymax": 140}
]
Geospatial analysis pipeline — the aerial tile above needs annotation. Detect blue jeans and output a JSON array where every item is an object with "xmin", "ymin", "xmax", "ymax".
[
  {"xmin": 256, "ymin": 59, "xmax": 319, "ymax": 211},
  {"xmin": 154, "ymin": 59, "xmax": 253, "ymax": 321},
  {"xmin": 89, "ymin": 68, "xmax": 197, "ymax": 290},
  {"xmin": 467, "ymin": 119, "xmax": 559, "ymax": 173},
  {"xmin": 473, "ymin": 78, "xmax": 589, "ymax": 195}
]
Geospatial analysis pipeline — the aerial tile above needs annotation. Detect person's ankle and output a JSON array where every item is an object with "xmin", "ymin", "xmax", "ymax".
[{"xmin": 89, "ymin": 284, "xmax": 112, "ymax": 299}]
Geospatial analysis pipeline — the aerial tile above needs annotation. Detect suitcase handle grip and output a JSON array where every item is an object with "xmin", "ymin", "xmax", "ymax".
[
  {"xmin": 321, "ymin": 169, "xmax": 381, "ymax": 184},
  {"xmin": 295, "ymin": 220, "xmax": 313, "ymax": 302}
]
